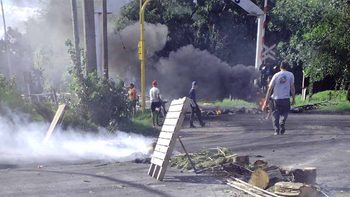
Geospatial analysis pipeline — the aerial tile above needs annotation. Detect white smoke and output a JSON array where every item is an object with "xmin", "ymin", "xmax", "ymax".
[{"xmin": 0, "ymin": 109, "xmax": 154, "ymax": 164}]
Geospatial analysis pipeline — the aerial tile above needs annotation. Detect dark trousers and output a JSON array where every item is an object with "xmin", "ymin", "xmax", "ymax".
[
  {"xmin": 190, "ymin": 105, "xmax": 203, "ymax": 125},
  {"xmin": 271, "ymin": 99, "xmax": 290, "ymax": 132}
]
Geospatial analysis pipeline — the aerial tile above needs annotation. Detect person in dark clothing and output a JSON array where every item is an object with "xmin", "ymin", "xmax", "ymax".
[{"xmin": 189, "ymin": 81, "xmax": 205, "ymax": 128}]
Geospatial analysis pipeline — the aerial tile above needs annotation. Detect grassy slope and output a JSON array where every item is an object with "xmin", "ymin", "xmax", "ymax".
[
  {"xmin": 295, "ymin": 90, "xmax": 350, "ymax": 113},
  {"xmin": 119, "ymin": 110, "xmax": 159, "ymax": 136},
  {"xmin": 199, "ymin": 99, "xmax": 259, "ymax": 108},
  {"xmin": 200, "ymin": 90, "xmax": 350, "ymax": 113}
]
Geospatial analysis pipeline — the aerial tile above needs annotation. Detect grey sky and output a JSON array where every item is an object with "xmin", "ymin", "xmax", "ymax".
[{"xmin": 0, "ymin": 0, "xmax": 42, "ymax": 38}]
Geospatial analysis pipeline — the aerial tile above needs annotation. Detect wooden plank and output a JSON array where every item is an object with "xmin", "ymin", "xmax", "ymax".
[
  {"xmin": 157, "ymin": 166, "xmax": 167, "ymax": 180},
  {"xmin": 152, "ymin": 150, "xmax": 167, "ymax": 160},
  {"xmin": 159, "ymin": 132, "xmax": 173, "ymax": 139},
  {"xmin": 161, "ymin": 125, "xmax": 176, "ymax": 132},
  {"xmin": 170, "ymin": 98, "xmax": 186, "ymax": 105},
  {"xmin": 154, "ymin": 145, "xmax": 169, "ymax": 153},
  {"xmin": 156, "ymin": 138, "xmax": 171, "ymax": 146},
  {"xmin": 152, "ymin": 165, "xmax": 161, "ymax": 178},
  {"xmin": 148, "ymin": 164, "xmax": 156, "ymax": 176},
  {"xmin": 42, "ymin": 104, "xmax": 67, "ymax": 144},
  {"xmin": 168, "ymin": 104, "xmax": 183, "ymax": 112},
  {"xmin": 166, "ymin": 111, "xmax": 182, "ymax": 119},
  {"xmin": 157, "ymin": 98, "xmax": 190, "ymax": 181},
  {"xmin": 163, "ymin": 118, "xmax": 178, "ymax": 126},
  {"xmin": 149, "ymin": 97, "xmax": 191, "ymax": 181},
  {"xmin": 151, "ymin": 157, "xmax": 164, "ymax": 167}
]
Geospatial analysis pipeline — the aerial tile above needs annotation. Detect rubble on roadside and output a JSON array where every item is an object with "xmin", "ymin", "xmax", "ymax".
[{"xmin": 169, "ymin": 147, "xmax": 322, "ymax": 197}]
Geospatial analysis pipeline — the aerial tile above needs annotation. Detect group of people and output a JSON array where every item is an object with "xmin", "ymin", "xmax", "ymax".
[
  {"xmin": 128, "ymin": 60, "xmax": 296, "ymax": 135},
  {"xmin": 128, "ymin": 80, "xmax": 205, "ymax": 128}
]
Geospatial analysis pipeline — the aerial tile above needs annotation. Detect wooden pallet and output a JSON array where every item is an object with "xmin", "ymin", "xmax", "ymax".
[
  {"xmin": 148, "ymin": 97, "xmax": 190, "ymax": 181},
  {"xmin": 42, "ymin": 104, "xmax": 67, "ymax": 144}
]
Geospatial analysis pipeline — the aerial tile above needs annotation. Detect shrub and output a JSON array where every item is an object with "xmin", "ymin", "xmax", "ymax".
[{"xmin": 65, "ymin": 39, "xmax": 132, "ymax": 128}]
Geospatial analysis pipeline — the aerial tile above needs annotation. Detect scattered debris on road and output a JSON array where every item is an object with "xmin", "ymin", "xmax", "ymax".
[{"xmin": 170, "ymin": 147, "xmax": 322, "ymax": 196}]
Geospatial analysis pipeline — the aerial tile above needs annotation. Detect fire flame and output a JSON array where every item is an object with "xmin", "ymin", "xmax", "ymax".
[
  {"xmin": 259, "ymin": 97, "xmax": 265, "ymax": 111},
  {"xmin": 257, "ymin": 92, "xmax": 266, "ymax": 111},
  {"xmin": 215, "ymin": 109, "xmax": 222, "ymax": 115}
]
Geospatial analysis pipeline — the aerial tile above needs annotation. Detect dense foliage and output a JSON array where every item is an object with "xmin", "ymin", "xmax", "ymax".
[
  {"xmin": 66, "ymin": 40, "xmax": 132, "ymax": 128},
  {"xmin": 270, "ymin": 0, "xmax": 350, "ymax": 97}
]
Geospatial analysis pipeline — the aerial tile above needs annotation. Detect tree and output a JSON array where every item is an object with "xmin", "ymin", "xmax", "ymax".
[
  {"xmin": 270, "ymin": 0, "xmax": 350, "ymax": 100},
  {"xmin": 117, "ymin": 0, "xmax": 268, "ymax": 66}
]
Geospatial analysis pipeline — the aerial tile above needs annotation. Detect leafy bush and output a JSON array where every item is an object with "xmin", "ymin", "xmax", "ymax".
[
  {"xmin": 65, "ymin": 40, "xmax": 132, "ymax": 128},
  {"xmin": 0, "ymin": 74, "xmax": 43, "ymax": 121}
]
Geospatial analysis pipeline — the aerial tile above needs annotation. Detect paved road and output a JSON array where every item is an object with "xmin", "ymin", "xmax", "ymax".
[
  {"xmin": 177, "ymin": 113, "xmax": 350, "ymax": 195},
  {"xmin": 1, "ymin": 113, "xmax": 349, "ymax": 197},
  {"xmin": 0, "ymin": 161, "xmax": 249, "ymax": 197}
]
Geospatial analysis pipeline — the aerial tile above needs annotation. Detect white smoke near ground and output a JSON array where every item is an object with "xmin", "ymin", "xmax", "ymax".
[{"xmin": 0, "ymin": 109, "xmax": 154, "ymax": 164}]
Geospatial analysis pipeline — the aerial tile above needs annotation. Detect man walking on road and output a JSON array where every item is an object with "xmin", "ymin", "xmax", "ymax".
[
  {"xmin": 263, "ymin": 61, "xmax": 295, "ymax": 135},
  {"xmin": 189, "ymin": 81, "xmax": 205, "ymax": 128}
]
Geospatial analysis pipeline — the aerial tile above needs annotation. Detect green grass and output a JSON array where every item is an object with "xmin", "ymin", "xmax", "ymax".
[
  {"xmin": 294, "ymin": 90, "xmax": 350, "ymax": 113},
  {"xmin": 119, "ymin": 110, "xmax": 159, "ymax": 136},
  {"xmin": 294, "ymin": 90, "xmax": 347, "ymax": 107},
  {"xmin": 200, "ymin": 99, "xmax": 258, "ymax": 108},
  {"xmin": 317, "ymin": 101, "xmax": 350, "ymax": 113}
]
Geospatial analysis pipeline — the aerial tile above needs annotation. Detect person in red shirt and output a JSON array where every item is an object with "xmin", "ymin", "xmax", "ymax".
[{"xmin": 129, "ymin": 83, "xmax": 137, "ymax": 116}]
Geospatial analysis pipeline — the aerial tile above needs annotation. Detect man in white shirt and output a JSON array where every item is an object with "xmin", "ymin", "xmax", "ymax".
[
  {"xmin": 150, "ymin": 80, "xmax": 162, "ymax": 128},
  {"xmin": 263, "ymin": 61, "xmax": 296, "ymax": 135}
]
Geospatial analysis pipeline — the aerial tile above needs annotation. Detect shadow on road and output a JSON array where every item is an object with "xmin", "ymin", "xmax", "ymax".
[
  {"xmin": 18, "ymin": 169, "xmax": 173, "ymax": 197},
  {"xmin": 164, "ymin": 175, "xmax": 222, "ymax": 184}
]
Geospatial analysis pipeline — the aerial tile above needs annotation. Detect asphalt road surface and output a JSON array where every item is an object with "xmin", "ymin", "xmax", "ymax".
[
  {"xmin": 0, "ymin": 113, "xmax": 349, "ymax": 197},
  {"xmin": 178, "ymin": 113, "xmax": 350, "ymax": 196}
]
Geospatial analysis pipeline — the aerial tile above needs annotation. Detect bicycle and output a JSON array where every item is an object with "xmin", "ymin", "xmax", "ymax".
[{"xmin": 156, "ymin": 101, "xmax": 168, "ymax": 126}]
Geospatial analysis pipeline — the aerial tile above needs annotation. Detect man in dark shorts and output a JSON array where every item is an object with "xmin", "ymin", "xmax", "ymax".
[
  {"xmin": 263, "ymin": 61, "xmax": 296, "ymax": 135},
  {"xmin": 189, "ymin": 81, "xmax": 205, "ymax": 128},
  {"xmin": 149, "ymin": 80, "xmax": 162, "ymax": 128}
]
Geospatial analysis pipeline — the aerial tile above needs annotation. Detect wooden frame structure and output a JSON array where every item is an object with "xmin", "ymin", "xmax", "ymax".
[{"xmin": 148, "ymin": 97, "xmax": 190, "ymax": 181}]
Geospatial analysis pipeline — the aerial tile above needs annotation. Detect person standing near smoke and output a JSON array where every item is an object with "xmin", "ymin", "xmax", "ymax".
[
  {"xmin": 263, "ymin": 61, "xmax": 296, "ymax": 135},
  {"xmin": 189, "ymin": 81, "xmax": 205, "ymax": 128},
  {"xmin": 150, "ymin": 80, "xmax": 162, "ymax": 128},
  {"xmin": 129, "ymin": 83, "xmax": 137, "ymax": 116}
]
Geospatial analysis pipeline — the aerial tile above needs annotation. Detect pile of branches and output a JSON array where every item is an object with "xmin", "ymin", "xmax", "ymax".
[{"xmin": 170, "ymin": 148, "xmax": 252, "ymax": 179}]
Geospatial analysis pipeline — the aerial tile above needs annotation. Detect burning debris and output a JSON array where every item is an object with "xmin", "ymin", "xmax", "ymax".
[{"xmin": 196, "ymin": 107, "xmax": 262, "ymax": 117}]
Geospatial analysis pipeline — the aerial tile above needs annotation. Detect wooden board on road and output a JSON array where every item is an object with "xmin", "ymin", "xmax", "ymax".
[
  {"xmin": 42, "ymin": 104, "xmax": 67, "ymax": 144},
  {"xmin": 148, "ymin": 97, "xmax": 190, "ymax": 181}
]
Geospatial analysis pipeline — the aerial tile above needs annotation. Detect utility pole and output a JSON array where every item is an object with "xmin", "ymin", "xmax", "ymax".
[
  {"xmin": 70, "ymin": 0, "xmax": 81, "ymax": 68},
  {"xmin": 82, "ymin": 0, "xmax": 97, "ymax": 75},
  {"xmin": 102, "ymin": 0, "xmax": 108, "ymax": 79},
  {"xmin": 139, "ymin": 0, "xmax": 153, "ymax": 113},
  {"xmin": 1, "ymin": 0, "xmax": 11, "ymax": 77}
]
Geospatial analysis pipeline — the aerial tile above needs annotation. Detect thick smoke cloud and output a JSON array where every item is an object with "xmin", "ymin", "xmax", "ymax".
[
  {"xmin": 155, "ymin": 45, "xmax": 259, "ymax": 101},
  {"xmin": 108, "ymin": 22, "xmax": 168, "ymax": 82},
  {"xmin": 0, "ymin": 109, "xmax": 154, "ymax": 163},
  {"xmin": 108, "ymin": 22, "xmax": 258, "ymax": 101}
]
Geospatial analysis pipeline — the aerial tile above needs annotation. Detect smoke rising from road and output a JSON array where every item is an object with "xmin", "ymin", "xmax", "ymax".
[
  {"xmin": 108, "ymin": 23, "xmax": 259, "ymax": 101},
  {"xmin": 155, "ymin": 45, "xmax": 259, "ymax": 101},
  {"xmin": 0, "ymin": 109, "xmax": 154, "ymax": 163},
  {"xmin": 109, "ymin": 22, "xmax": 168, "ymax": 82}
]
